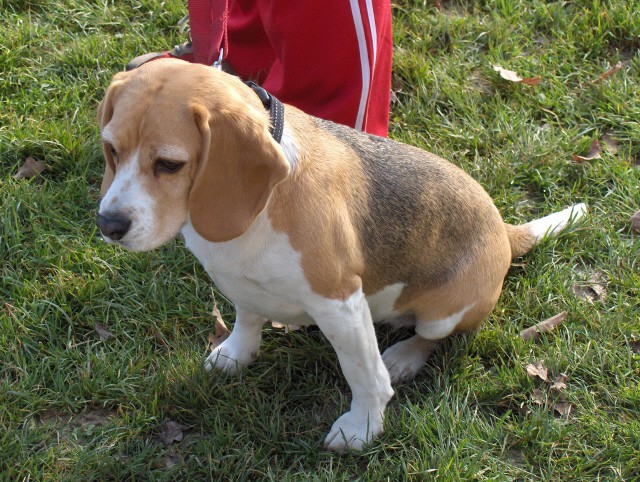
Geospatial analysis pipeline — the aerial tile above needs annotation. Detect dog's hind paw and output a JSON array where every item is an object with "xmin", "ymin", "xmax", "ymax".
[{"xmin": 382, "ymin": 335, "xmax": 438, "ymax": 384}]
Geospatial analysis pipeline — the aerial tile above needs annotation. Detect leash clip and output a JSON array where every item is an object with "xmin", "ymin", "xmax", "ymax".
[{"xmin": 213, "ymin": 48, "xmax": 224, "ymax": 70}]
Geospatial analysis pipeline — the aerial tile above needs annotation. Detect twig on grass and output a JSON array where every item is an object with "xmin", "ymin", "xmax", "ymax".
[{"xmin": 520, "ymin": 311, "xmax": 567, "ymax": 341}]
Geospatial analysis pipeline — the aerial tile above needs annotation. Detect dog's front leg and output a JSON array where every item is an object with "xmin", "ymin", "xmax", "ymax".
[
  {"xmin": 308, "ymin": 287, "xmax": 394, "ymax": 451},
  {"xmin": 204, "ymin": 305, "xmax": 266, "ymax": 374}
]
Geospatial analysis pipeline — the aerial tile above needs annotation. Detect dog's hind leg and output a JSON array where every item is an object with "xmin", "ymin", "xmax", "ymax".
[
  {"xmin": 381, "ymin": 302, "xmax": 486, "ymax": 384},
  {"xmin": 381, "ymin": 335, "xmax": 439, "ymax": 384}
]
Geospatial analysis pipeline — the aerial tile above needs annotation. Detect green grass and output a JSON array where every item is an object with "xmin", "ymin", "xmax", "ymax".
[{"xmin": 1, "ymin": 0, "xmax": 639, "ymax": 479}]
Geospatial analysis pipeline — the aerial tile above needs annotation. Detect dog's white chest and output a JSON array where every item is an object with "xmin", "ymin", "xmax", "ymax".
[
  {"xmin": 181, "ymin": 211, "xmax": 405, "ymax": 324},
  {"xmin": 181, "ymin": 212, "xmax": 314, "ymax": 323}
]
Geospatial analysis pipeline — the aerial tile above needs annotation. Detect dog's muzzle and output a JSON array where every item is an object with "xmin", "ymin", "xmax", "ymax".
[{"xmin": 97, "ymin": 213, "xmax": 131, "ymax": 241}]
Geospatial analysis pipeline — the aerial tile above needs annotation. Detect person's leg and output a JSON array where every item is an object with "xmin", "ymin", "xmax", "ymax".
[
  {"xmin": 131, "ymin": 1, "xmax": 392, "ymax": 135},
  {"xmin": 227, "ymin": 0, "xmax": 391, "ymax": 136},
  {"xmin": 359, "ymin": 0, "xmax": 393, "ymax": 136},
  {"xmin": 225, "ymin": 0, "xmax": 275, "ymax": 84}
]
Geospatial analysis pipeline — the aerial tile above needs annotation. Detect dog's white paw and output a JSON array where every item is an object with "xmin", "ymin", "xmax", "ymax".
[
  {"xmin": 204, "ymin": 341, "xmax": 258, "ymax": 374},
  {"xmin": 382, "ymin": 336, "xmax": 437, "ymax": 384},
  {"xmin": 323, "ymin": 409, "xmax": 384, "ymax": 451}
]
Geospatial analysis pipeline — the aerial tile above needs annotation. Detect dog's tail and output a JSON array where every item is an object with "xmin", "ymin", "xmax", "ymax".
[{"xmin": 506, "ymin": 203, "xmax": 587, "ymax": 259}]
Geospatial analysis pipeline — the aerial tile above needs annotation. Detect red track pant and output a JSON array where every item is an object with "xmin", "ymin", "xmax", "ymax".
[{"xmin": 191, "ymin": 0, "xmax": 392, "ymax": 137}]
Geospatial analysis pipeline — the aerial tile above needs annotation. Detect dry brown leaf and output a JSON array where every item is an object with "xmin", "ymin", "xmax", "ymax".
[
  {"xmin": 434, "ymin": 0, "xmax": 443, "ymax": 10},
  {"xmin": 553, "ymin": 401, "xmax": 572, "ymax": 417},
  {"xmin": 601, "ymin": 134, "xmax": 619, "ymax": 154},
  {"xmin": 208, "ymin": 294, "xmax": 230, "ymax": 350},
  {"xmin": 492, "ymin": 65, "xmax": 541, "ymax": 85},
  {"xmin": 572, "ymin": 140, "xmax": 602, "ymax": 164},
  {"xmin": 159, "ymin": 419, "xmax": 184, "ymax": 447},
  {"xmin": 212, "ymin": 295, "xmax": 223, "ymax": 323},
  {"xmin": 159, "ymin": 447, "xmax": 181, "ymax": 469},
  {"xmin": 531, "ymin": 388, "xmax": 546, "ymax": 405},
  {"xmin": 208, "ymin": 318, "xmax": 230, "ymax": 350},
  {"xmin": 573, "ymin": 269, "xmax": 607, "ymax": 302},
  {"xmin": 592, "ymin": 61, "xmax": 624, "ymax": 83},
  {"xmin": 271, "ymin": 321, "xmax": 301, "ymax": 333},
  {"xmin": 95, "ymin": 322, "xmax": 114, "ymax": 340},
  {"xmin": 551, "ymin": 373, "xmax": 569, "ymax": 391},
  {"xmin": 630, "ymin": 211, "xmax": 640, "ymax": 232},
  {"xmin": 526, "ymin": 361, "xmax": 548, "ymax": 382},
  {"xmin": 520, "ymin": 77, "xmax": 542, "ymax": 85},
  {"xmin": 14, "ymin": 156, "xmax": 45, "ymax": 179},
  {"xmin": 573, "ymin": 283, "xmax": 606, "ymax": 302},
  {"xmin": 520, "ymin": 312, "xmax": 567, "ymax": 341},
  {"xmin": 493, "ymin": 64, "xmax": 521, "ymax": 82}
]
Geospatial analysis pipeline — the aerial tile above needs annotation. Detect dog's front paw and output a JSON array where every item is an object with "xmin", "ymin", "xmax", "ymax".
[
  {"xmin": 204, "ymin": 340, "xmax": 258, "ymax": 375},
  {"xmin": 323, "ymin": 409, "xmax": 384, "ymax": 451}
]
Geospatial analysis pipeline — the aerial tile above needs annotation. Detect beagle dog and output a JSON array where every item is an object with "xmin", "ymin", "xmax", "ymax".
[{"xmin": 96, "ymin": 59, "xmax": 585, "ymax": 451}]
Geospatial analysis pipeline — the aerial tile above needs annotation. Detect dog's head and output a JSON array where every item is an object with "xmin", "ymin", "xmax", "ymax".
[{"xmin": 96, "ymin": 59, "xmax": 290, "ymax": 251}]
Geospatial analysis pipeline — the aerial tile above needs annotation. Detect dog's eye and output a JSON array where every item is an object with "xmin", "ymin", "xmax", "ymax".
[
  {"xmin": 109, "ymin": 145, "xmax": 118, "ymax": 161},
  {"xmin": 155, "ymin": 159, "xmax": 185, "ymax": 174}
]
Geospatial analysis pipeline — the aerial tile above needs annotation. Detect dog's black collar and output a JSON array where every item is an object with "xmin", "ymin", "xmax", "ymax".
[{"xmin": 245, "ymin": 81, "xmax": 284, "ymax": 144}]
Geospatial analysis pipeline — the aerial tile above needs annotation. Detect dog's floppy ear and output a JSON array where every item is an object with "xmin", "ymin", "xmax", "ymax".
[
  {"xmin": 97, "ymin": 71, "xmax": 129, "ymax": 197},
  {"xmin": 188, "ymin": 99, "xmax": 290, "ymax": 242}
]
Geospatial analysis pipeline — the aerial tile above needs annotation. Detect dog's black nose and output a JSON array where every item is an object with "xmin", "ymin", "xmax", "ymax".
[{"xmin": 97, "ymin": 213, "xmax": 131, "ymax": 241}]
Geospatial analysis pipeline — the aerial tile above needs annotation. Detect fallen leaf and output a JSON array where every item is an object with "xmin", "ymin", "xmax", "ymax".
[
  {"xmin": 159, "ymin": 419, "xmax": 184, "ymax": 447},
  {"xmin": 14, "ymin": 156, "xmax": 45, "ymax": 179},
  {"xmin": 520, "ymin": 76, "xmax": 542, "ymax": 86},
  {"xmin": 601, "ymin": 134, "xmax": 619, "ymax": 154},
  {"xmin": 95, "ymin": 322, "xmax": 114, "ymax": 340},
  {"xmin": 551, "ymin": 373, "xmax": 568, "ymax": 391},
  {"xmin": 630, "ymin": 211, "xmax": 640, "ymax": 232},
  {"xmin": 553, "ymin": 401, "xmax": 572, "ymax": 417},
  {"xmin": 159, "ymin": 447, "xmax": 182, "ymax": 469},
  {"xmin": 573, "ymin": 269, "xmax": 607, "ymax": 302},
  {"xmin": 207, "ymin": 319, "xmax": 230, "ymax": 350},
  {"xmin": 520, "ymin": 312, "xmax": 567, "ymax": 341},
  {"xmin": 493, "ymin": 64, "xmax": 521, "ymax": 82},
  {"xmin": 526, "ymin": 361, "xmax": 548, "ymax": 382},
  {"xmin": 531, "ymin": 388, "xmax": 545, "ymax": 405},
  {"xmin": 492, "ymin": 64, "xmax": 541, "ymax": 85},
  {"xmin": 207, "ymin": 293, "xmax": 230, "ymax": 350},
  {"xmin": 271, "ymin": 321, "xmax": 301, "ymax": 333},
  {"xmin": 434, "ymin": 0, "xmax": 443, "ymax": 10},
  {"xmin": 592, "ymin": 61, "xmax": 624, "ymax": 83},
  {"xmin": 572, "ymin": 140, "xmax": 602, "ymax": 164}
]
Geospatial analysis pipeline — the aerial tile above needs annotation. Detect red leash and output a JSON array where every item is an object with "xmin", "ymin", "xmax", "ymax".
[{"xmin": 187, "ymin": 0, "xmax": 228, "ymax": 66}]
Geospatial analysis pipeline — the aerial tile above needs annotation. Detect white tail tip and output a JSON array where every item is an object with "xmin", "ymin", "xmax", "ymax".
[{"xmin": 527, "ymin": 203, "xmax": 587, "ymax": 242}]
